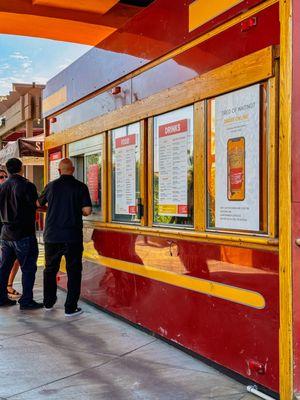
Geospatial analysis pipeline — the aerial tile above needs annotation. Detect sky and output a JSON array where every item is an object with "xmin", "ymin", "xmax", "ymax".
[{"xmin": 0, "ymin": 35, "xmax": 91, "ymax": 95}]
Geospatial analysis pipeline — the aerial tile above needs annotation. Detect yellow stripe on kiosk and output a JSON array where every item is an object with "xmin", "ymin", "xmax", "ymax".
[{"xmin": 83, "ymin": 241, "xmax": 266, "ymax": 310}]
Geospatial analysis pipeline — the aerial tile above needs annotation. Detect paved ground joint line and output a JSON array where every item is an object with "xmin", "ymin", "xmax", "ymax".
[
  {"xmin": 118, "ymin": 338, "xmax": 157, "ymax": 357},
  {"xmin": 6, "ymin": 358, "xmax": 117, "ymax": 399}
]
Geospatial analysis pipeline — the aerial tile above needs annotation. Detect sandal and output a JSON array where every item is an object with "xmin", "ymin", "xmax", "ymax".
[{"xmin": 7, "ymin": 285, "xmax": 21, "ymax": 296}]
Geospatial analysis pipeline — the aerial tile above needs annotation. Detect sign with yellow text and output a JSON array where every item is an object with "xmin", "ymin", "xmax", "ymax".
[{"xmin": 189, "ymin": 0, "xmax": 243, "ymax": 32}]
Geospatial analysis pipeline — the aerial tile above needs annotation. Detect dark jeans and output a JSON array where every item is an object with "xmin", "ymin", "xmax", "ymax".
[
  {"xmin": 0, "ymin": 236, "xmax": 38, "ymax": 305},
  {"xmin": 44, "ymin": 242, "xmax": 83, "ymax": 313}
]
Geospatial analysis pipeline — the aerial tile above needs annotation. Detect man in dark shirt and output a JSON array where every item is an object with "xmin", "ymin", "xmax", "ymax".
[
  {"xmin": 38, "ymin": 158, "xmax": 92, "ymax": 317},
  {"xmin": 0, "ymin": 158, "xmax": 43, "ymax": 309}
]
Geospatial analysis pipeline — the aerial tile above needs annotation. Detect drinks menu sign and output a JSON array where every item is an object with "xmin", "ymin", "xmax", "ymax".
[
  {"xmin": 158, "ymin": 119, "xmax": 189, "ymax": 216},
  {"xmin": 115, "ymin": 134, "xmax": 137, "ymax": 215},
  {"xmin": 215, "ymin": 84, "xmax": 260, "ymax": 231},
  {"xmin": 49, "ymin": 151, "xmax": 62, "ymax": 182}
]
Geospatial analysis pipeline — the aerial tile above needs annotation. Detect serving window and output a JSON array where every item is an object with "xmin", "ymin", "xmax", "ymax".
[
  {"xmin": 206, "ymin": 83, "xmax": 269, "ymax": 234},
  {"xmin": 111, "ymin": 122, "xmax": 141, "ymax": 224},
  {"xmin": 68, "ymin": 134, "xmax": 104, "ymax": 221},
  {"xmin": 152, "ymin": 106, "xmax": 194, "ymax": 227},
  {"xmin": 48, "ymin": 47, "xmax": 278, "ymax": 245}
]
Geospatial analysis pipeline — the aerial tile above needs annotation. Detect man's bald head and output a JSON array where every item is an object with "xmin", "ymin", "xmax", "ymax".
[{"xmin": 58, "ymin": 158, "xmax": 75, "ymax": 176}]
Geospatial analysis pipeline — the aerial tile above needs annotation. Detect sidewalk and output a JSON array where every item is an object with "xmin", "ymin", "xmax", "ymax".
[{"xmin": 0, "ymin": 268, "xmax": 257, "ymax": 400}]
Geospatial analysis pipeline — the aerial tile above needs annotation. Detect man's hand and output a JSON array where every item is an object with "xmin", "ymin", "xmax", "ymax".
[
  {"xmin": 36, "ymin": 200, "xmax": 47, "ymax": 212},
  {"xmin": 82, "ymin": 206, "xmax": 92, "ymax": 216}
]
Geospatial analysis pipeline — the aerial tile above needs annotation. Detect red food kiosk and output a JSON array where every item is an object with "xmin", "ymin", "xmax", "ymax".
[{"xmin": 42, "ymin": 1, "xmax": 299, "ymax": 398}]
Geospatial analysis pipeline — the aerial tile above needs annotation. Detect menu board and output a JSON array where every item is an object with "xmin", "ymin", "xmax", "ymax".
[
  {"xmin": 87, "ymin": 164, "xmax": 99, "ymax": 204},
  {"xmin": 115, "ymin": 134, "xmax": 136, "ymax": 215},
  {"xmin": 158, "ymin": 119, "xmax": 188, "ymax": 216},
  {"xmin": 49, "ymin": 151, "xmax": 62, "ymax": 181},
  {"xmin": 215, "ymin": 85, "xmax": 260, "ymax": 231}
]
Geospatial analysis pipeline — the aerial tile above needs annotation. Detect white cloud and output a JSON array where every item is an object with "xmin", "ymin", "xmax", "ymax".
[
  {"xmin": 9, "ymin": 51, "xmax": 29, "ymax": 61},
  {"xmin": 0, "ymin": 63, "xmax": 10, "ymax": 72},
  {"xmin": 22, "ymin": 61, "xmax": 32, "ymax": 69}
]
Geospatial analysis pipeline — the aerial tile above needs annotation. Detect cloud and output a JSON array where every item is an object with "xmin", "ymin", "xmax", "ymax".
[
  {"xmin": 9, "ymin": 51, "xmax": 29, "ymax": 61},
  {"xmin": 57, "ymin": 58, "xmax": 72, "ymax": 71},
  {"xmin": 0, "ymin": 63, "xmax": 10, "ymax": 72}
]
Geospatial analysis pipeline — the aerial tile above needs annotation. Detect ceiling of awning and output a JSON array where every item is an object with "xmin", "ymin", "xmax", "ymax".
[{"xmin": 0, "ymin": 0, "xmax": 154, "ymax": 45}]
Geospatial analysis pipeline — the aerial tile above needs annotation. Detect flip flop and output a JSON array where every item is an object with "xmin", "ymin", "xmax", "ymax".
[{"xmin": 7, "ymin": 285, "xmax": 21, "ymax": 296}]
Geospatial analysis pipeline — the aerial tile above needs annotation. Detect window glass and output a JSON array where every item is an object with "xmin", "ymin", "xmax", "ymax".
[
  {"xmin": 153, "ymin": 106, "xmax": 194, "ymax": 226},
  {"xmin": 207, "ymin": 83, "xmax": 268, "ymax": 233},
  {"xmin": 49, "ymin": 150, "xmax": 62, "ymax": 182},
  {"xmin": 112, "ymin": 122, "xmax": 141, "ymax": 223},
  {"xmin": 69, "ymin": 134, "xmax": 103, "ymax": 220},
  {"xmin": 84, "ymin": 152, "xmax": 102, "ymax": 218}
]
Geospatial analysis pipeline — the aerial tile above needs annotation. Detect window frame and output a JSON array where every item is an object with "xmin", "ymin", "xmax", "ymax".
[
  {"xmin": 45, "ymin": 47, "xmax": 278, "ymax": 249},
  {"xmin": 204, "ymin": 77, "xmax": 278, "ymax": 238},
  {"xmin": 149, "ymin": 105, "xmax": 195, "ymax": 229},
  {"xmin": 108, "ymin": 120, "xmax": 147, "ymax": 226},
  {"xmin": 66, "ymin": 132, "xmax": 107, "ymax": 223}
]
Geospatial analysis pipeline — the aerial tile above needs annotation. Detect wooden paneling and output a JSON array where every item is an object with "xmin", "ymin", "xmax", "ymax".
[
  {"xmin": 194, "ymin": 101, "xmax": 206, "ymax": 231},
  {"xmin": 279, "ymin": 0, "xmax": 293, "ymax": 398},
  {"xmin": 107, "ymin": 131, "xmax": 112, "ymax": 223},
  {"xmin": 147, "ymin": 118, "xmax": 154, "ymax": 227},
  {"xmin": 102, "ymin": 132, "xmax": 108, "ymax": 223},
  {"xmin": 140, "ymin": 120, "xmax": 148, "ymax": 227},
  {"xmin": 268, "ymin": 70, "xmax": 279, "ymax": 238},
  {"xmin": 84, "ymin": 220, "xmax": 278, "ymax": 251}
]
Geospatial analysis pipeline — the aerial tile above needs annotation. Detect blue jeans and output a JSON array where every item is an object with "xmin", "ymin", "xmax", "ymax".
[{"xmin": 0, "ymin": 236, "xmax": 38, "ymax": 305}]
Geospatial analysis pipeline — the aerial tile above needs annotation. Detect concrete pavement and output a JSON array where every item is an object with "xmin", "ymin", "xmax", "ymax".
[{"xmin": 0, "ymin": 269, "xmax": 257, "ymax": 400}]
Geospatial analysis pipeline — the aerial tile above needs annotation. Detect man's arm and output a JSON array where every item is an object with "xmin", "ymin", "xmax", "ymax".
[
  {"xmin": 37, "ymin": 185, "xmax": 49, "ymax": 207},
  {"xmin": 82, "ymin": 184, "xmax": 92, "ymax": 216}
]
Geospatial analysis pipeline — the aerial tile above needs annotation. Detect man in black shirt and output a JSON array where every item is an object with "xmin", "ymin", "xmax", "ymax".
[
  {"xmin": 0, "ymin": 158, "xmax": 42, "ymax": 309},
  {"xmin": 38, "ymin": 158, "xmax": 92, "ymax": 317}
]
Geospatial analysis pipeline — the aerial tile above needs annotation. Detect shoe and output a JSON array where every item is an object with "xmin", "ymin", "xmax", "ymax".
[
  {"xmin": 20, "ymin": 301, "xmax": 44, "ymax": 310},
  {"xmin": 0, "ymin": 298, "xmax": 17, "ymax": 306},
  {"xmin": 65, "ymin": 307, "xmax": 83, "ymax": 317},
  {"xmin": 44, "ymin": 306, "xmax": 54, "ymax": 311}
]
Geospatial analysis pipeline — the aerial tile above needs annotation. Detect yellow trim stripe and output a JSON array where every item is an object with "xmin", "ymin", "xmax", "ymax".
[
  {"xmin": 83, "ymin": 244, "xmax": 265, "ymax": 310},
  {"xmin": 43, "ymin": 86, "xmax": 67, "ymax": 114},
  {"xmin": 189, "ymin": 0, "xmax": 243, "ymax": 32}
]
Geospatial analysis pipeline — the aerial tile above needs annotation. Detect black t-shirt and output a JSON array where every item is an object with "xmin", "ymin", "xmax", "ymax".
[
  {"xmin": 0, "ymin": 174, "xmax": 38, "ymax": 241},
  {"xmin": 38, "ymin": 175, "xmax": 92, "ymax": 243}
]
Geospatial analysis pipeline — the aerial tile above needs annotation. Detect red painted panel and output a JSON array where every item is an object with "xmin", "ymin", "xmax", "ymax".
[
  {"xmin": 132, "ymin": 4, "xmax": 279, "ymax": 103},
  {"xmin": 59, "ymin": 230, "xmax": 279, "ymax": 392}
]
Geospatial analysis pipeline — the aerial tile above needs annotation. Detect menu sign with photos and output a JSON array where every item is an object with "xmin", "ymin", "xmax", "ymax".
[
  {"xmin": 215, "ymin": 85, "xmax": 260, "ymax": 231},
  {"xmin": 115, "ymin": 134, "xmax": 137, "ymax": 215},
  {"xmin": 49, "ymin": 151, "xmax": 62, "ymax": 182},
  {"xmin": 158, "ymin": 119, "xmax": 189, "ymax": 216}
]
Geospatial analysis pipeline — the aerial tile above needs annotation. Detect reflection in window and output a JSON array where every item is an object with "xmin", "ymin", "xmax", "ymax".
[
  {"xmin": 112, "ymin": 122, "xmax": 141, "ymax": 223},
  {"xmin": 85, "ymin": 153, "xmax": 102, "ymax": 216},
  {"xmin": 69, "ymin": 134, "xmax": 103, "ymax": 221},
  {"xmin": 153, "ymin": 106, "xmax": 194, "ymax": 226}
]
